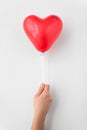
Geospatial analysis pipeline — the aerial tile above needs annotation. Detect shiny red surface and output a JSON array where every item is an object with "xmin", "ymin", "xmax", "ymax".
[{"xmin": 23, "ymin": 15, "xmax": 63, "ymax": 52}]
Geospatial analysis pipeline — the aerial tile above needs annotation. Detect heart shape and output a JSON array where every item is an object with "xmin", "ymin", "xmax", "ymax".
[{"xmin": 23, "ymin": 15, "xmax": 63, "ymax": 52}]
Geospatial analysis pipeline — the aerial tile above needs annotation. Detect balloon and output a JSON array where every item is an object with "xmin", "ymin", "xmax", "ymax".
[{"xmin": 23, "ymin": 15, "xmax": 63, "ymax": 53}]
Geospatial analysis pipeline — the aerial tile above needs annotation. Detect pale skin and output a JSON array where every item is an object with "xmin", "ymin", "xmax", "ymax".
[{"xmin": 31, "ymin": 83, "xmax": 53, "ymax": 130}]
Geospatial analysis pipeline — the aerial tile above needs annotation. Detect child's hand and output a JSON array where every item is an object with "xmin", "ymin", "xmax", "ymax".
[{"xmin": 33, "ymin": 83, "xmax": 52, "ymax": 121}]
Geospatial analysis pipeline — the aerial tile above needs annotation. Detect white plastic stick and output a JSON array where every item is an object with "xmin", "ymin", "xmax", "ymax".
[
  {"xmin": 41, "ymin": 53, "xmax": 45, "ymax": 83},
  {"xmin": 40, "ymin": 52, "xmax": 49, "ymax": 84}
]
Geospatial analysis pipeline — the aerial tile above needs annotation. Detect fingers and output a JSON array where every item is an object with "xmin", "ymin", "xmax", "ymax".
[
  {"xmin": 44, "ymin": 84, "xmax": 50, "ymax": 93},
  {"xmin": 43, "ymin": 85, "xmax": 52, "ymax": 102},
  {"xmin": 36, "ymin": 83, "xmax": 45, "ymax": 96},
  {"xmin": 36, "ymin": 84, "xmax": 51, "ymax": 97},
  {"xmin": 43, "ymin": 84, "xmax": 50, "ymax": 96}
]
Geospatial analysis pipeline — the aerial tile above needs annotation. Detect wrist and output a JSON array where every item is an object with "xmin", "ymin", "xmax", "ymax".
[
  {"xmin": 31, "ymin": 114, "xmax": 45, "ymax": 130},
  {"xmin": 33, "ymin": 113, "xmax": 46, "ymax": 123}
]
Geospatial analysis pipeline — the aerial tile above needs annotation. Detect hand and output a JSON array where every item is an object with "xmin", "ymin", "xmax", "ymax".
[{"xmin": 33, "ymin": 83, "xmax": 52, "ymax": 121}]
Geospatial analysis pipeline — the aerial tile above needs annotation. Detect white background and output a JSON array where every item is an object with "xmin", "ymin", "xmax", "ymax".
[{"xmin": 0, "ymin": 0, "xmax": 87, "ymax": 130}]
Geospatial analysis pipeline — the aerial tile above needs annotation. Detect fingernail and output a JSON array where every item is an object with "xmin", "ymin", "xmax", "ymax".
[
  {"xmin": 40, "ymin": 83, "xmax": 45, "ymax": 87},
  {"xmin": 41, "ymin": 83, "xmax": 45, "ymax": 85},
  {"xmin": 45, "ymin": 84, "xmax": 50, "ymax": 87}
]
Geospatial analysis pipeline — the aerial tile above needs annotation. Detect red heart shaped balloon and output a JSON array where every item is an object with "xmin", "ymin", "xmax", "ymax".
[{"xmin": 23, "ymin": 15, "xmax": 63, "ymax": 52}]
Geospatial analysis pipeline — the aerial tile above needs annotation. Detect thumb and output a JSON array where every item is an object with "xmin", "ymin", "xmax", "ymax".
[{"xmin": 36, "ymin": 83, "xmax": 45, "ymax": 96}]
